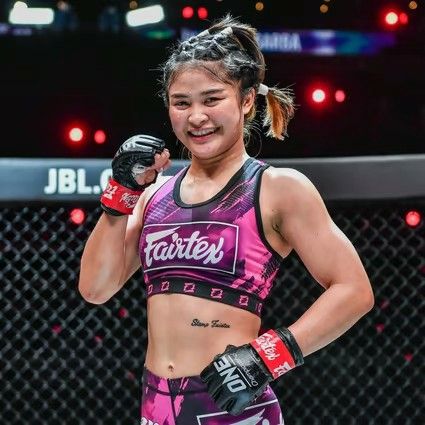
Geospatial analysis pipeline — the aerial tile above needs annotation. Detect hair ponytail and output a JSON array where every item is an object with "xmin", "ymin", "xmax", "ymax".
[
  {"xmin": 197, "ymin": 15, "xmax": 294, "ymax": 140},
  {"xmin": 263, "ymin": 86, "xmax": 295, "ymax": 140}
]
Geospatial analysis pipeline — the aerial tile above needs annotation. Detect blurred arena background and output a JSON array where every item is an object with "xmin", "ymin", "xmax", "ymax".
[
  {"xmin": 0, "ymin": 1, "xmax": 424, "ymax": 424},
  {"xmin": 1, "ymin": 0, "xmax": 424, "ymax": 159}
]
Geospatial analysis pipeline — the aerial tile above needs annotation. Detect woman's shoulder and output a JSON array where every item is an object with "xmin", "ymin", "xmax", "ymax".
[
  {"xmin": 262, "ymin": 164, "xmax": 311, "ymax": 187},
  {"xmin": 261, "ymin": 165, "xmax": 323, "ymax": 210}
]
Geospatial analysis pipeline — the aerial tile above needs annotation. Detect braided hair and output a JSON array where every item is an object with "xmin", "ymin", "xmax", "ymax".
[{"xmin": 161, "ymin": 15, "xmax": 294, "ymax": 140}]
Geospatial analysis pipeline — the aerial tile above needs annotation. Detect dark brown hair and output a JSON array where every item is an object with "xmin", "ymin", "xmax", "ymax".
[{"xmin": 160, "ymin": 15, "xmax": 295, "ymax": 140}]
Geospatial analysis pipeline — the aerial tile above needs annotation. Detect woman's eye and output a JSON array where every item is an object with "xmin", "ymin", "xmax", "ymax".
[
  {"xmin": 174, "ymin": 101, "xmax": 189, "ymax": 107},
  {"xmin": 205, "ymin": 97, "xmax": 220, "ymax": 104}
]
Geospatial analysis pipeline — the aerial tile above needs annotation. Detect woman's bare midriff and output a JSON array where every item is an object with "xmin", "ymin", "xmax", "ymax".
[{"xmin": 144, "ymin": 293, "xmax": 261, "ymax": 379}]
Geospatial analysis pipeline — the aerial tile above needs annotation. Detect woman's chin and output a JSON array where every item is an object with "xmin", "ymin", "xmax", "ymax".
[
  {"xmin": 190, "ymin": 148, "xmax": 215, "ymax": 160},
  {"xmin": 185, "ymin": 139, "xmax": 218, "ymax": 159}
]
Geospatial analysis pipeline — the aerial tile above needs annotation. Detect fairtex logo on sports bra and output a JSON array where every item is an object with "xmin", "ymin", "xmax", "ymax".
[{"xmin": 141, "ymin": 221, "xmax": 239, "ymax": 274}]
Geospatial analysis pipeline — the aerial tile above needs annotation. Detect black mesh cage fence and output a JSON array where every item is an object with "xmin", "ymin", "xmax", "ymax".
[{"xmin": 1, "ymin": 201, "xmax": 424, "ymax": 424}]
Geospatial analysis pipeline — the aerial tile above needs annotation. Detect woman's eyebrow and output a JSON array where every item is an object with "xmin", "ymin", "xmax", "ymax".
[
  {"xmin": 169, "ymin": 88, "xmax": 225, "ymax": 99},
  {"xmin": 201, "ymin": 88, "xmax": 225, "ymax": 96}
]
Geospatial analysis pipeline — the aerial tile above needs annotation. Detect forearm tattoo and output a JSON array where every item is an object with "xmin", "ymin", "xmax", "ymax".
[{"xmin": 191, "ymin": 318, "xmax": 230, "ymax": 328}]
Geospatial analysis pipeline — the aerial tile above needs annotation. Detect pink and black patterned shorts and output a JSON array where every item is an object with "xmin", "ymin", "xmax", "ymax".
[{"xmin": 141, "ymin": 366, "xmax": 284, "ymax": 424}]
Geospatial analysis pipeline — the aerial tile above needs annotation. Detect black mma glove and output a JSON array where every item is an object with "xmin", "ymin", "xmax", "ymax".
[
  {"xmin": 200, "ymin": 327, "xmax": 304, "ymax": 416},
  {"xmin": 100, "ymin": 134, "xmax": 165, "ymax": 216}
]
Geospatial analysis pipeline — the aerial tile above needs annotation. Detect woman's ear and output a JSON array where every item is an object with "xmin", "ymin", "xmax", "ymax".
[{"xmin": 242, "ymin": 88, "xmax": 256, "ymax": 115}]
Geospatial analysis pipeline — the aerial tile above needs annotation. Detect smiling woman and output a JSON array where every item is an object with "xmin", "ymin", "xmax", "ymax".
[{"xmin": 78, "ymin": 14, "xmax": 374, "ymax": 424}]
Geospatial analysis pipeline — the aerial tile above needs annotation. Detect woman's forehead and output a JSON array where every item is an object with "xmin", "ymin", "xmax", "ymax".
[
  {"xmin": 168, "ymin": 63, "xmax": 236, "ymax": 93},
  {"xmin": 171, "ymin": 69, "xmax": 221, "ymax": 87}
]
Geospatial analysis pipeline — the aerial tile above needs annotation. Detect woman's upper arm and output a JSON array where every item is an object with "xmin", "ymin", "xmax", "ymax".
[
  {"xmin": 271, "ymin": 168, "xmax": 370, "ymax": 290},
  {"xmin": 119, "ymin": 197, "xmax": 144, "ymax": 286}
]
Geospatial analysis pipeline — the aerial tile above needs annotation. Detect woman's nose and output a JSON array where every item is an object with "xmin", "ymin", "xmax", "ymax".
[{"xmin": 188, "ymin": 106, "xmax": 208, "ymax": 127}]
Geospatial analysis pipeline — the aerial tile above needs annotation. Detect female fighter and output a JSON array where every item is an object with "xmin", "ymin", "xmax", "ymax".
[{"xmin": 79, "ymin": 15, "xmax": 374, "ymax": 424}]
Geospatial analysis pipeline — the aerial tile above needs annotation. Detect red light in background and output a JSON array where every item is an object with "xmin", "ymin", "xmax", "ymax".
[
  {"xmin": 94, "ymin": 130, "xmax": 106, "ymax": 144},
  {"xmin": 182, "ymin": 6, "xmax": 194, "ymax": 19},
  {"xmin": 399, "ymin": 12, "xmax": 409, "ymax": 25},
  {"xmin": 69, "ymin": 127, "xmax": 84, "ymax": 142},
  {"xmin": 312, "ymin": 89, "xmax": 326, "ymax": 103},
  {"xmin": 335, "ymin": 89, "xmax": 346, "ymax": 103},
  {"xmin": 70, "ymin": 208, "xmax": 86, "ymax": 225},
  {"xmin": 405, "ymin": 210, "xmax": 421, "ymax": 227},
  {"xmin": 197, "ymin": 7, "xmax": 208, "ymax": 20},
  {"xmin": 119, "ymin": 308, "xmax": 128, "ymax": 318}
]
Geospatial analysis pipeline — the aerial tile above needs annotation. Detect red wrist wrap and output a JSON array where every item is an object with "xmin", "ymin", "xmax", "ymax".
[
  {"xmin": 250, "ymin": 329, "xmax": 296, "ymax": 379},
  {"xmin": 100, "ymin": 178, "xmax": 143, "ymax": 215}
]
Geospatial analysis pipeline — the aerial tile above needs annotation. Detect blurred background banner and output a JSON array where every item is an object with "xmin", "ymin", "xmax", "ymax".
[
  {"xmin": 181, "ymin": 27, "xmax": 397, "ymax": 55},
  {"xmin": 1, "ymin": 155, "xmax": 425, "ymax": 201}
]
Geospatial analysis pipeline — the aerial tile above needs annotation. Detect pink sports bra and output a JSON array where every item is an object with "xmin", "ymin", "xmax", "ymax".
[{"xmin": 139, "ymin": 158, "xmax": 284, "ymax": 316}]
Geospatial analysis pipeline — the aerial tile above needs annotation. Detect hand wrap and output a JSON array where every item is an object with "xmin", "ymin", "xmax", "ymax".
[
  {"xmin": 200, "ymin": 327, "xmax": 303, "ymax": 416},
  {"xmin": 100, "ymin": 134, "xmax": 165, "ymax": 216}
]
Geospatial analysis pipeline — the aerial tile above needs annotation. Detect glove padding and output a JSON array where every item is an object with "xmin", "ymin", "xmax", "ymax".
[
  {"xmin": 111, "ymin": 134, "xmax": 165, "ymax": 191},
  {"xmin": 200, "ymin": 344, "xmax": 272, "ymax": 416},
  {"xmin": 201, "ymin": 328, "xmax": 304, "ymax": 416},
  {"xmin": 101, "ymin": 134, "xmax": 166, "ymax": 216}
]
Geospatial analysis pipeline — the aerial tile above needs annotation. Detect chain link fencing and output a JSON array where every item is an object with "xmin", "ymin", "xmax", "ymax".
[{"xmin": 1, "ymin": 202, "xmax": 424, "ymax": 424}]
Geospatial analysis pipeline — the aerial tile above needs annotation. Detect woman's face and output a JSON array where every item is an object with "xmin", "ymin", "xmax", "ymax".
[{"xmin": 168, "ymin": 67, "xmax": 254, "ymax": 161}]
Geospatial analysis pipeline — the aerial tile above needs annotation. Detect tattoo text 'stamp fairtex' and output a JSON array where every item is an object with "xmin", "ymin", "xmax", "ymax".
[{"xmin": 191, "ymin": 319, "xmax": 230, "ymax": 328}]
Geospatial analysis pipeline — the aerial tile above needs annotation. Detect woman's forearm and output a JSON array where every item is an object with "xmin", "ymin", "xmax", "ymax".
[{"xmin": 288, "ymin": 281, "xmax": 374, "ymax": 357}]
